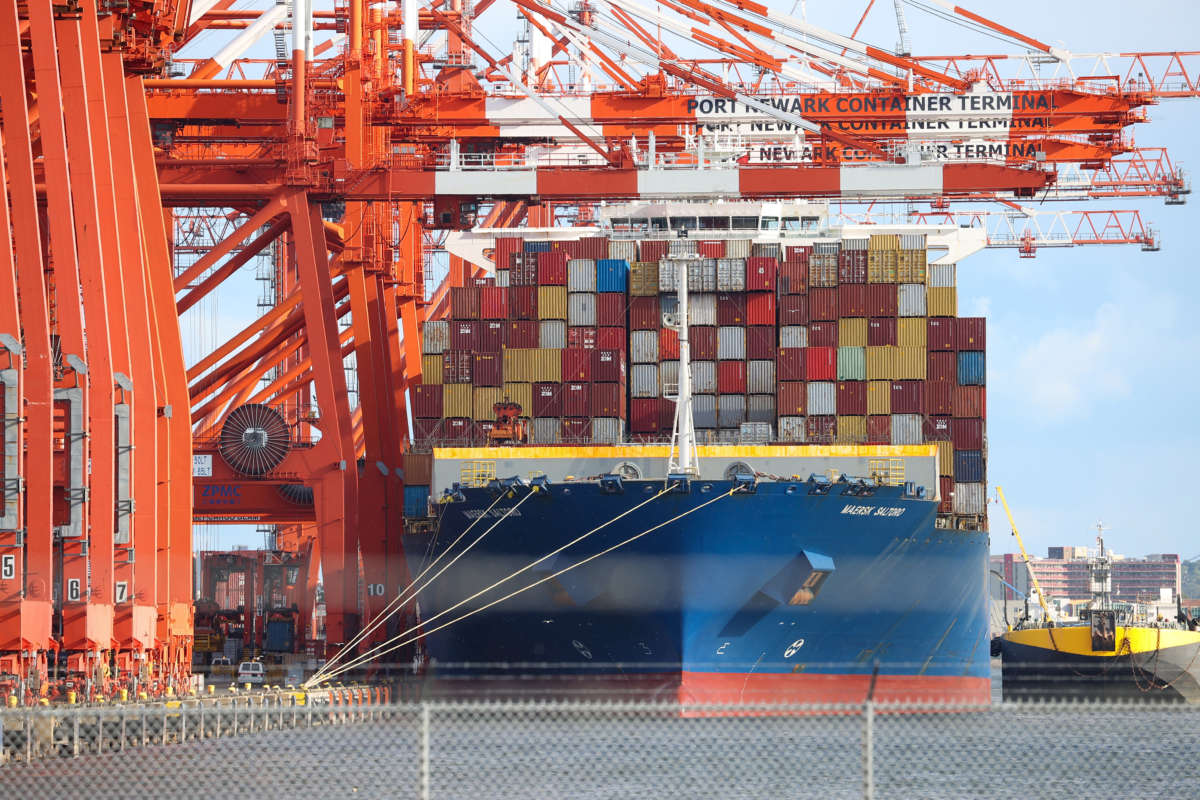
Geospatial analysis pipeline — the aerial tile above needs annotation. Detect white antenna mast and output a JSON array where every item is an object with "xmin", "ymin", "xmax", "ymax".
[{"xmin": 665, "ymin": 254, "xmax": 698, "ymax": 476}]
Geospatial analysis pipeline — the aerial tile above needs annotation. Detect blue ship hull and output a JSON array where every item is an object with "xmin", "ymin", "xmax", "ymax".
[{"xmin": 403, "ymin": 477, "xmax": 990, "ymax": 704}]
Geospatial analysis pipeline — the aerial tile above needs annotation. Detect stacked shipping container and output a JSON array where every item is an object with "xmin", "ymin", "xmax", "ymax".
[{"xmin": 413, "ymin": 231, "xmax": 986, "ymax": 521}]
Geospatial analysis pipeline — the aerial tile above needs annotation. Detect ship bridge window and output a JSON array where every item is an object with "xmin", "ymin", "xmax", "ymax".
[
  {"xmin": 760, "ymin": 217, "xmax": 780, "ymax": 231},
  {"xmin": 724, "ymin": 462, "xmax": 754, "ymax": 481},
  {"xmin": 649, "ymin": 217, "xmax": 668, "ymax": 231},
  {"xmin": 699, "ymin": 216, "xmax": 729, "ymax": 230},
  {"xmin": 781, "ymin": 217, "xmax": 803, "ymax": 231},
  {"xmin": 610, "ymin": 217, "xmax": 632, "ymax": 231},
  {"xmin": 670, "ymin": 216, "xmax": 698, "ymax": 231},
  {"xmin": 801, "ymin": 216, "xmax": 821, "ymax": 230},
  {"xmin": 731, "ymin": 216, "xmax": 758, "ymax": 230}
]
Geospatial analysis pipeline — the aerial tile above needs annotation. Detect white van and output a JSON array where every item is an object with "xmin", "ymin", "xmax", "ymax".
[{"xmin": 236, "ymin": 660, "xmax": 265, "ymax": 685}]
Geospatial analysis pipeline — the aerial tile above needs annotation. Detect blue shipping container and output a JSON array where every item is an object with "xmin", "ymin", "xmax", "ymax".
[
  {"xmin": 404, "ymin": 485, "xmax": 431, "ymax": 518},
  {"xmin": 954, "ymin": 450, "xmax": 985, "ymax": 483},
  {"xmin": 957, "ymin": 351, "xmax": 985, "ymax": 386},
  {"xmin": 596, "ymin": 259, "xmax": 629, "ymax": 293},
  {"xmin": 523, "ymin": 240, "xmax": 553, "ymax": 253}
]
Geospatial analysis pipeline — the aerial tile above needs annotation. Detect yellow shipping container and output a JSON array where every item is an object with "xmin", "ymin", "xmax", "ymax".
[
  {"xmin": 836, "ymin": 415, "xmax": 867, "ymax": 444},
  {"xmin": 629, "ymin": 262, "xmax": 660, "ymax": 296},
  {"xmin": 897, "ymin": 250, "xmax": 927, "ymax": 284},
  {"xmin": 867, "ymin": 250, "xmax": 898, "ymax": 283},
  {"xmin": 927, "ymin": 286, "xmax": 957, "ymax": 317},
  {"xmin": 897, "ymin": 317, "xmax": 927, "ymax": 348},
  {"xmin": 868, "ymin": 233, "xmax": 900, "ymax": 251},
  {"xmin": 838, "ymin": 317, "xmax": 868, "ymax": 348},
  {"xmin": 473, "ymin": 387, "xmax": 504, "ymax": 421},
  {"xmin": 896, "ymin": 347, "xmax": 927, "ymax": 380},
  {"xmin": 502, "ymin": 348, "xmax": 561, "ymax": 383},
  {"xmin": 443, "ymin": 384, "xmax": 472, "ymax": 418},
  {"xmin": 937, "ymin": 440, "xmax": 955, "ymax": 477},
  {"xmin": 421, "ymin": 355, "xmax": 444, "ymax": 384},
  {"xmin": 501, "ymin": 381, "xmax": 533, "ymax": 416},
  {"xmin": 866, "ymin": 346, "xmax": 897, "ymax": 380},
  {"xmin": 867, "ymin": 380, "xmax": 891, "ymax": 415},
  {"xmin": 537, "ymin": 286, "xmax": 568, "ymax": 320}
]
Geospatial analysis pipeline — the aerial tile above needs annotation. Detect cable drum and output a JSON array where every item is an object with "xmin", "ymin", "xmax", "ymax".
[{"xmin": 219, "ymin": 403, "xmax": 292, "ymax": 476}]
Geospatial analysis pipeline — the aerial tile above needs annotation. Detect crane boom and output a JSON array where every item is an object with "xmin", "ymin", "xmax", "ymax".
[{"xmin": 995, "ymin": 486, "xmax": 1051, "ymax": 621}]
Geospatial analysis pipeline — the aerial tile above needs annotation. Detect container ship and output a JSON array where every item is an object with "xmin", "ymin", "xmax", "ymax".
[{"xmin": 401, "ymin": 202, "xmax": 992, "ymax": 705}]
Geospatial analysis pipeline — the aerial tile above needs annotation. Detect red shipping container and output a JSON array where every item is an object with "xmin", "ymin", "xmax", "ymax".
[
  {"xmin": 952, "ymin": 418, "xmax": 984, "ymax": 450},
  {"xmin": 537, "ymin": 251, "xmax": 568, "ymax": 285},
  {"xmin": 746, "ymin": 256, "xmax": 777, "ymax": 291},
  {"xmin": 808, "ymin": 321, "xmax": 838, "ymax": 348},
  {"xmin": 805, "ymin": 346, "xmax": 836, "ymax": 380},
  {"xmin": 953, "ymin": 385, "xmax": 985, "ymax": 418},
  {"xmin": 928, "ymin": 318, "xmax": 955, "ymax": 351},
  {"xmin": 777, "ymin": 348, "xmax": 805, "ymax": 381},
  {"xmin": 746, "ymin": 292, "xmax": 776, "ymax": 325},
  {"xmin": 597, "ymin": 327, "xmax": 625, "ymax": 352},
  {"xmin": 509, "ymin": 255, "xmax": 538, "ymax": 286},
  {"xmin": 562, "ymin": 382, "xmax": 591, "ymax": 417},
  {"xmin": 577, "ymin": 237, "xmax": 609, "ymax": 259},
  {"xmin": 508, "ymin": 286, "xmax": 538, "ymax": 320},
  {"xmin": 689, "ymin": 326, "xmax": 717, "ymax": 360},
  {"xmin": 746, "ymin": 327, "xmax": 775, "ymax": 359},
  {"xmin": 504, "ymin": 320, "xmax": 539, "ymax": 348},
  {"xmin": 838, "ymin": 250, "xmax": 867, "ymax": 284},
  {"xmin": 716, "ymin": 293, "xmax": 747, "ymax": 326},
  {"xmin": 925, "ymin": 415, "xmax": 952, "ymax": 441},
  {"xmin": 630, "ymin": 296, "xmax": 659, "ymax": 330},
  {"xmin": 472, "ymin": 352, "xmax": 503, "ymax": 387},
  {"xmin": 784, "ymin": 245, "xmax": 811, "ymax": 263},
  {"xmin": 442, "ymin": 349, "xmax": 473, "ymax": 383},
  {"xmin": 838, "ymin": 284, "xmax": 867, "ymax": 317},
  {"xmin": 639, "ymin": 240, "xmax": 668, "ymax": 261},
  {"xmin": 479, "ymin": 321, "xmax": 503, "ymax": 352},
  {"xmin": 473, "ymin": 420, "xmax": 496, "ymax": 444},
  {"xmin": 779, "ymin": 261, "xmax": 808, "ymax": 295},
  {"xmin": 444, "ymin": 417, "xmax": 471, "ymax": 444},
  {"xmin": 868, "ymin": 317, "xmax": 896, "ymax": 346},
  {"xmin": 450, "ymin": 320, "xmax": 477, "ymax": 350},
  {"xmin": 777, "ymin": 381, "xmax": 806, "ymax": 415},
  {"xmin": 561, "ymin": 417, "xmax": 592, "ymax": 441},
  {"xmin": 939, "ymin": 476, "xmax": 954, "ymax": 514},
  {"xmin": 450, "ymin": 286, "xmax": 480, "ymax": 319},
  {"xmin": 697, "ymin": 240, "xmax": 726, "ymax": 258},
  {"xmin": 926, "ymin": 379, "xmax": 954, "ymax": 415},
  {"xmin": 596, "ymin": 293, "xmax": 626, "ymax": 327},
  {"xmin": 890, "ymin": 381, "xmax": 925, "ymax": 414},
  {"xmin": 532, "ymin": 382, "xmax": 561, "ymax": 417},
  {"xmin": 659, "ymin": 327, "xmax": 680, "ymax": 360},
  {"xmin": 778, "ymin": 295, "xmax": 808, "ymax": 326},
  {"xmin": 495, "ymin": 237, "xmax": 523, "ymax": 271},
  {"xmin": 867, "ymin": 415, "xmax": 890, "ymax": 444},
  {"xmin": 562, "ymin": 348, "xmax": 592, "ymax": 382},
  {"xmin": 592, "ymin": 382, "xmax": 626, "ymax": 418},
  {"xmin": 866, "ymin": 284, "xmax": 898, "ymax": 317},
  {"xmin": 806, "ymin": 415, "xmax": 836, "ymax": 443},
  {"xmin": 928, "ymin": 351, "xmax": 957, "ymax": 384},
  {"xmin": 412, "ymin": 417, "xmax": 442, "ymax": 444},
  {"xmin": 718, "ymin": 361, "xmax": 747, "ymax": 393},
  {"xmin": 837, "ymin": 380, "xmax": 867, "ymax": 415},
  {"xmin": 568, "ymin": 326, "xmax": 597, "ymax": 349},
  {"xmin": 630, "ymin": 397, "xmax": 662, "ymax": 433},
  {"xmin": 481, "ymin": 286, "xmax": 508, "ymax": 319},
  {"xmin": 809, "ymin": 287, "xmax": 838, "ymax": 321},
  {"xmin": 592, "ymin": 349, "xmax": 625, "ymax": 383},
  {"xmin": 956, "ymin": 317, "xmax": 986, "ymax": 350},
  {"xmin": 411, "ymin": 384, "xmax": 443, "ymax": 418},
  {"xmin": 470, "ymin": 276, "xmax": 496, "ymax": 287}
]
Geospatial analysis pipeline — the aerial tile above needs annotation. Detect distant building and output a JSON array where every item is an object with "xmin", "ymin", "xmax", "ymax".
[{"xmin": 991, "ymin": 549, "xmax": 1181, "ymax": 605}]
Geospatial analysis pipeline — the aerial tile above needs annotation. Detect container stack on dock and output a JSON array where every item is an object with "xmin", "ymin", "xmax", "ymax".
[{"xmin": 413, "ymin": 231, "xmax": 986, "ymax": 525}]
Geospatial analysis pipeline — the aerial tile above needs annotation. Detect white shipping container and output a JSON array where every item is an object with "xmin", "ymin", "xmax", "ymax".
[
  {"xmin": 496, "ymin": 269, "xmax": 510, "ymax": 288},
  {"xmin": 539, "ymin": 320, "xmax": 566, "ymax": 349},
  {"xmin": 531, "ymin": 417, "xmax": 562, "ymax": 444},
  {"xmin": 890, "ymin": 413, "xmax": 923, "ymax": 445},
  {"xmin": 813, "ymin": 240, "xmax": 839, "ymax": 255},
  {"xmin": 747, "ymin": 360, "xmax": 776, "ymax": 394},
  {"xmin": 717, "ymin": 326, "xmax": 746, "ymax": 360},
  {"xmin": 691, "ymin": 360, "xmax": 717, "ymax": 393},
  {"xmin": 726, "ymin": 239, "xmax": 752, "ymax": 258},
  {"xmin": 899, "ymin": 233, "xmax": 927, "ymax": 250},
  {"xmin": 842, "ymin": 237, "xmax": 869, "ymax": 251},
  {"xmin": 739, "ymin": 421, "xmax": 772, "ymax": 443},
  {"xmin": 669, "ymin": 239, "xmax": 698, "ymax": 255},
  {"xmin": 567, "ymin": 292, "xmax": 597, "ymax": 326},
  {"xmin": 422, "ymin": 320, "xmax": 449, "ymax": 354},
  {"xmin": 630, "ymin": 364, "xmax": 659, "ymax": 398},
  {"xmin": 779, "ymin": 325, "xmax": 808, "ymax": 348},
  {"xmin": 716, "ymin": 258, "xmax": 746, "ymax": 292},
  {"xmin": 777, "ymin": 416, "xmax": 806, "ymax": 442},
  {"xmin": 591, "ymin": 418, "xmax": 625, "ymax": 444},
  {"xmin": 660, "ymin": 360, "xmax": 679, "ymax": 392},
  {"xmin": 608, "ymin": 240, "xmax": 638, "ymax": 261},
  {"xmin": 751, "ymin": 242, "xmax": 782, "ymax": 259},
  {"xmin": 952, "ymin": 482, "xmax": 986, "ymax": 515},
  {"xmin": 717, "ymin": 395, "xmax": 746, "ymax": 428},
  {"xmin": 928, "ymin": 263, "xmax": 956, "ymax": 288},
  {"xmin": 630, "ymin": 330, "xmax": 659, "ymax": 364},
  {"xmin": 694, "ymin": 395, "xmax": 718, "ymax": 428},
  {"xmin": 746, "ymin": 395, "xmax": 776, "ymax": 424},
  {"xmin": 689, "ymin": 260, "xmax": 718, "ymax": 292},
  {"xmin": 567, "ymin": 259, "xmax": 597, "ymax": 292},
  {"xmin": 658, "ymin": 260, "xmax": 679, "ymax": 292},
  {"xmin": 897, "ymin": 284, "xmax": 927, "ymax": 317},
  {"xmin": 689, "ymin": 293, "xmax": 717, "ymax": 326},
  {"xmin": 806, "ymin": 382, "xmax": 836, "ymax": 415}
]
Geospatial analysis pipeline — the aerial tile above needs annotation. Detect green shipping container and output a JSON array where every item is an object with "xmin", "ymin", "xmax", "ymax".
[{"xmin": 836, "ymin": 346, "xmax": 866, "ymax": 381}]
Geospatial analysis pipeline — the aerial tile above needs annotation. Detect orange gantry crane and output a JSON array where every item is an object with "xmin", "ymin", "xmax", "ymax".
[{"xmin": 0, "ymin": 0, "xmax": 1195, "ymax": 701}]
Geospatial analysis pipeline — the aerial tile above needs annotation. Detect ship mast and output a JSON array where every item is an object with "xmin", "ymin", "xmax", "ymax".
[
  {"xmin": 1090, "ymin": 522, "xmax": 1113, "ymax": 612},
  {"xmin": 666, "ymin": 254, "xmax": 699, "ymax": 476}
]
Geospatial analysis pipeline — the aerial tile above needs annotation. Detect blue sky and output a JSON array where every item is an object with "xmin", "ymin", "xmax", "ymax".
[{"xmin": 181, "ymin": 2, "xmax": 1200, "ymax": 559}]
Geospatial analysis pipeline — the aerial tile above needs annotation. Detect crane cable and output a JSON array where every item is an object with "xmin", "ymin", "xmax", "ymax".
[
  {"xmin": 312, "ymin": 487, "xmax": 514, "ymax": 680},
  {"xmin": 308, "ymin": 482, "xmax": 739, "ymax": 686}
]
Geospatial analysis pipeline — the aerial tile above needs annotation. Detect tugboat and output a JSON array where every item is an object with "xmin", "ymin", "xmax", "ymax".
[{"xmin": 996, "ymin": 487, "xmax": 1200, "ymax": 702}]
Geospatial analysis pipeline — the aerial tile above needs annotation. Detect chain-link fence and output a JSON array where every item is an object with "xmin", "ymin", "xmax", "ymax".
[{"xmin": 2, "ymin": 698, "xmax": 1198, "ymax": 799}]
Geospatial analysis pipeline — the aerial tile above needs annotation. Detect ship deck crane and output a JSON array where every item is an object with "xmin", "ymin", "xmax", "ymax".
[{"xmin": 995, "ymin": 487, "xmax": 1052, "ymax": 623}]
